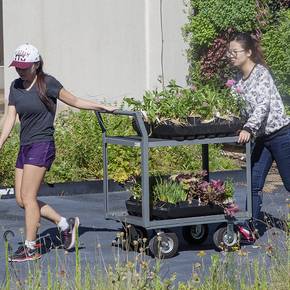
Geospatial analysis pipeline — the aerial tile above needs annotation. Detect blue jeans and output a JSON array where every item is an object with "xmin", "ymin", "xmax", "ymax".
[{"xmin": 251, "ymin": 127, "xmax": 290, "ymax": 219}]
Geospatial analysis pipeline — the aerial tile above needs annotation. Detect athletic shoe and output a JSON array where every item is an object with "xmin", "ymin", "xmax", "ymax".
[
  {"xmin": 8, "ymin": 245, "xmax": 41, "ymax": 262},
  {"xmin": 61, "ymin": 217, "xmax": 80, "ymax": 250}
]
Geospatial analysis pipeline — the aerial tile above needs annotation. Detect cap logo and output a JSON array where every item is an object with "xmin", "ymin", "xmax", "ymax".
[{"xmin": 14, "ymin": 50, "xmax": 31, "ymax": 62}]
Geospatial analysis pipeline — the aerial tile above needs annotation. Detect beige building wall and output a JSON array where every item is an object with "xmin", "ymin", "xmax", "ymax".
[{"xmin": 2, "ymin": 0, "xmax": 188, "ymax": 106}]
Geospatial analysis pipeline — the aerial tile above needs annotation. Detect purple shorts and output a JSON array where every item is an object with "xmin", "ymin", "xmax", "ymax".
[{"xmin": 16, "ymin": 141, "xmax": 56, "ymax": 170}]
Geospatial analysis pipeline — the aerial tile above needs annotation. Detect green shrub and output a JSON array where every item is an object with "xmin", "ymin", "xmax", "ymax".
[
  {"xmin": 0, "ymin": 110, "xmax": 237, "ymax": 187},
  {"xmin": 183, "ymin": 0, "xmax": 289, "ymax": 100},
  {"xmin": 183, "ymin": 0, "xmax": 258, "ymax": 49},
  {"xmin": 0, "ymin": 125, "xmax": 19, "ymax": 187},
  {"xmin": 262, "ymin": 9, "xmax": 290, "ymax": 97},
  {"xmin": 285, "ymin": 105, "xmax": 290, "ymax": 116},
  {"xmin": 183, "ymin": 0, "xmax": 262, "ymax": 84},
  {"xmin": 48, "ymin": 109, "xmax": 140, "ymax": 184}
]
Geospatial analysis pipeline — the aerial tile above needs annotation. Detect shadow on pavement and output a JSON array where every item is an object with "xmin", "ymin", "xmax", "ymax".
[
  {"xmin": 254, "ymin": 211, "xmax": 288, "ymax": 238},
  {"xmin": 34, "ymin": 226, "xmax": 117, "ymax": 255}
]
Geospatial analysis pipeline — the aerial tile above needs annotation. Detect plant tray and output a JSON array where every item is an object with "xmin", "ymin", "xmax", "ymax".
[
  {"xmin": 132, "ymin": 118, "xmax": 243, "ymax": 140},
  {"xmin": 151, "ymin": 119, "xmax": 243, "ymax": 140},
  {"xmin": 125, "ymin": 197, "xmax": 224, "ymax": 219}
]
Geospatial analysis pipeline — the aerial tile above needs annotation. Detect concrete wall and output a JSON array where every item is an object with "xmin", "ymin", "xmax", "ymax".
[
  {"xmin": 3, "ymin": 0, "xmax": 188, "ymax": 105},
  {"xmin": 0, "ymin": 67, "xmax": 3, "ymax": 89}
]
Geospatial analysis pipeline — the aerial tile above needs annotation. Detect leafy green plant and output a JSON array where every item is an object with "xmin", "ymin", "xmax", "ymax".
[
  {"xmin": 183, "ymin": 0, "xmax": 289, "ymax": 102},
  {"xmin": 0, "ymin": 124, "xmax": 20, "ymax": 186},
  {"xmin": 152, "ymin": 178, "xmax": 187, "ymax": 204},
  {"xmin": 224, "ymin": 178, "xmax": 235, "ymax": 200},
  {"xmin": 262, "ymin": 9, "xmax": 290, "ymax": 97},
  {"xmin": 125, "ymin": 79, "xmax": 244, "ymax": 124},
  {"xmin": 285, "ymin": 105, "xmax": 290, "ymax": 116},
  {"xmin": 183, "ymin": 0, "xmax": 262, "ymax": 84},
  {"xmin": 124, "ymin": 80, "xmax": 195, "ymax": 123},
  {"xmin": 125, "ymin": 177, "xmax": 142, "ymax": 200}
]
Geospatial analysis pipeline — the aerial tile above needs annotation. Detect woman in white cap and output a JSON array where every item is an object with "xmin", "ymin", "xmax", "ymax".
[{"xmin": 0, "ymin": 43, "xmax": 116, "ymax": 262}]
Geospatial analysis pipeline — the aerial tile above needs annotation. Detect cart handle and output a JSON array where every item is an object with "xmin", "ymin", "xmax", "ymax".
[{"xmin": 94, "ymin": 109, "xmax": 148, "ymax": 137}]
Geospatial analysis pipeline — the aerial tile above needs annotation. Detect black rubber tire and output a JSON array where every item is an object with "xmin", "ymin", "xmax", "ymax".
[
  {"xmin": 149, "ymin": 232, "xmax": 179, "ymax": 259},
  {"xmin": 213, "ymin": 226, "xmax": 240, "ymax": 251},
  {"xmin": 182, "ymin": 224, "xmax": 209, "ymax": 245}
]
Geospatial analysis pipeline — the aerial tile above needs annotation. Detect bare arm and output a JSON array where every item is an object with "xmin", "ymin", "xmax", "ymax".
[
  {"xmin": 58, "ymin": 88, "xmax": 117, "ymax": 112},
  {"xmin": 0, "ymin": 105, "xmax": 17, "ymax": 149}
]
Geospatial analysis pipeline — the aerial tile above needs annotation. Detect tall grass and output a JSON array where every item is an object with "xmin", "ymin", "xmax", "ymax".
[{"xmin": 2, "ymin": 231, "xmax": 289, "ymax": 290}]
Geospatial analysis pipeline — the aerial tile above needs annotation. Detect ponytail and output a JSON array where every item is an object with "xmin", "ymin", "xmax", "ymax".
[{"xmin": 35, "ymin": 56, "xmax": 55, "ymax": 112}]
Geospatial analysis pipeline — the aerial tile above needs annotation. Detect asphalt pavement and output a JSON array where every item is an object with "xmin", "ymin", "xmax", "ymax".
[{"xmin": 0, "ymin": 170, "xmax": 288, "ymax": 286}]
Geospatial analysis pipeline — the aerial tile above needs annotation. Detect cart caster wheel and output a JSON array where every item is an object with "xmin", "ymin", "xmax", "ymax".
[
  {"xmin": 182, "ymin": 224, "xmax": 208, "ymax": 245},
  {"xmin": 149, "ymin": 231, "xmax": 179, "ymax": 259},
  {"xmin": 213, "ymin": 226, "xmax": 240, "ymax": 251}
]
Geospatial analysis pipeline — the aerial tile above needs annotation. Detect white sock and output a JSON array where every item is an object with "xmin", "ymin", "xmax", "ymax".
[
  {"xmin": 25, "ymin": 240, "xmax": 36, "ymax": 250},
  {"xmin": 57, "ymin": 217, "xmax": 69, "ymax": 231}
]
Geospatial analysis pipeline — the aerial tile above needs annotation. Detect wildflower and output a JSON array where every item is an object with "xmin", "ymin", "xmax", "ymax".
[
  {"xmin": 225, "ymin": 79, "xmax": 236, "ymax": 88},
  {"xmin": 197, "ymin": 250, "xmax": 206, "ymax": 257},
  {"xmin": 265, "ymin": 244, "xmax": 273, "ymax": 256},
  {"xmin": 237, "ymin": 249, "xmax": 248, "ymax": 256}
]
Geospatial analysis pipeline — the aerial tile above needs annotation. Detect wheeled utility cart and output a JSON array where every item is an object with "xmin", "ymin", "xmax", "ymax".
[{"xmin": 95, "ymin": 110, "xmax": 252, "ymax": 258}]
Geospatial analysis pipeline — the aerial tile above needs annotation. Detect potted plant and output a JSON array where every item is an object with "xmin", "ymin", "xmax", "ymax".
[
  {"xmin": 124, "ymin": 80, "xmax": 245, "ymax": 140},
  {"xmin": 125, "ymin": 171, "xmax": 238, "ymax": 219}
]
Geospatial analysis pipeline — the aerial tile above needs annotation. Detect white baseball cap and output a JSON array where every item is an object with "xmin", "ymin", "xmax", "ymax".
[{"xmin": 9, "ymin": 43, "xmax": 40, "ymax": 69}]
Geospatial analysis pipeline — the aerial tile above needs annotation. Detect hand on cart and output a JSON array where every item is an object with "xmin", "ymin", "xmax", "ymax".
[
  {"xmin": 97, "ymin": 105, "xmax": 118, "ymax": 113},
  {"xmin": 237, "ymin": 129, "xmax": 251, "ymax": 144}
]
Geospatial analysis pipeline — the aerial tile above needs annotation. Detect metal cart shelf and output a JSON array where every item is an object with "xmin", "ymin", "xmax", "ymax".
[{"xmin": 96, "ymin": 110, "xmax": 252, "ymax": 257}]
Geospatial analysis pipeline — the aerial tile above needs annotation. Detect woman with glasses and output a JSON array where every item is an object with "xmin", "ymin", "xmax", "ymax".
[{"xmin": 227, "ymin": 32, "xmax": 290, "ymax": 235}]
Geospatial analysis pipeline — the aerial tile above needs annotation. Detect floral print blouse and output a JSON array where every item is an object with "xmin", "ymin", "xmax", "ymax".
[{"xmin": 232, "ymin": 64, "xmax": 290, "ymax": 138}]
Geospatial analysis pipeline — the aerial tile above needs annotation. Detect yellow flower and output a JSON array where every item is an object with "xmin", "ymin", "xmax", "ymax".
[{"xmin": 197, "ymin": 250, "xmax": 206, "ymax": 257}]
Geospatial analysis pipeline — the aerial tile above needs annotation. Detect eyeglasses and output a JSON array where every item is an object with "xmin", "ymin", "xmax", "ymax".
[{"xmin": 226, "ymin": 49, "xmax": 245, "ymax": 58}]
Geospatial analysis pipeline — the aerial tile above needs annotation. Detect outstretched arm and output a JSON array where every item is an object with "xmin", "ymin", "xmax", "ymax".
[
  {"xmin": 0, "ymin": 105, "xmax": 17, "ymax": 149},
  {"xmin": 58, "ymin": 88, "xmax": 117, "ymax": 112}
]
